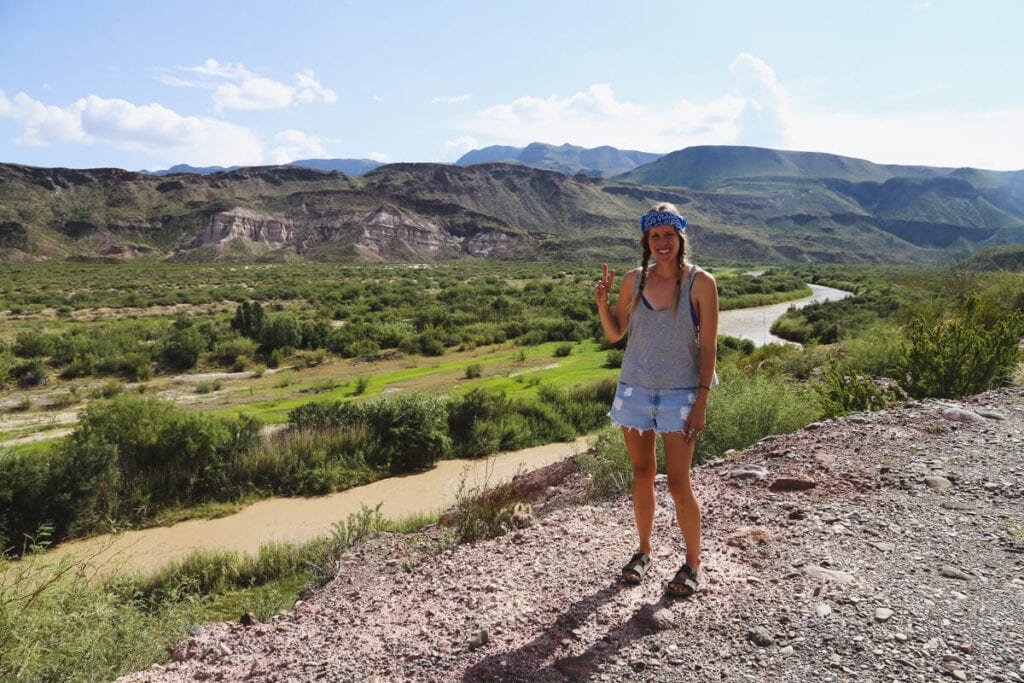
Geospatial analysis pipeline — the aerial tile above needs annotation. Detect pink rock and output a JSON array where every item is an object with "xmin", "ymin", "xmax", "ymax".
[{"xmin": 769, "ymin": 476, "xmax": 816, "ymax": 491}]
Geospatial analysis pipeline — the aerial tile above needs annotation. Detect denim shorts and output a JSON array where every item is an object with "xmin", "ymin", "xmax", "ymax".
[{"xmin": 608, "ymin": 381, "xmax": 699, "ymax": 434}]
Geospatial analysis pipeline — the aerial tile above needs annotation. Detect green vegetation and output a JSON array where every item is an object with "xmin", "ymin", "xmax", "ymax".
[{"xmin": 1, "ymin": 258, "xmax": 1022, "ymax": 681}]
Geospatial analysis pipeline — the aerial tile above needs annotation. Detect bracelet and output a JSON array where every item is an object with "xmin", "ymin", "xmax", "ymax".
[{"xmin": 698, "ymin": 385, "xmax": 711, "ymax": 391}]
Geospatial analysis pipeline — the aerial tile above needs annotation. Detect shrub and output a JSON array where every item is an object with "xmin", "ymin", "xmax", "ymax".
[
  {"xmin": 553, "ymin": 343, "xmax": 573, "ymax": 358},
  {"xmin": 902, "ymin": 293, "xmax": 1024, "ymax": 398},
  {"xmin": 55, "ymin": 395, "xmax": 262, "ymax": 533},
  {"xmin": 160, "ymin": 325, "xmax": 208, "ymax": 371},
  {"xmin": 13, "ymin": 331, "xmax": 54, "ymax": 358},
  {"xmin": 12, "ymin": 359, "xmax": 48, "ymax": 387},
  {"xmin": 696, "ymin": 367, "xmax": 823, "ymax": 462},
  {"xmin": 813, "ymin": 365, "xmax": 907, "ymax": 418},
  {"xmin": 260, "ymin": 314, "xmax": 302, "ymax": 354},
  {"xmin": 574, "ymin": 428, "xmax": 632, "ymax": 499},
  {"xmin": 464, "ymin": 363, "xmax": 482, "ymax": 379},
  {"xmin": 289, "ymin": 395, "xmax": 451, "ymax": 474}
]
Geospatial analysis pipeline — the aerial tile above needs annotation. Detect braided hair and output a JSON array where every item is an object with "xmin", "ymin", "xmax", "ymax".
[{"xmin": 626, "ymin": 203, "xmax": 689, "ymax": 316}]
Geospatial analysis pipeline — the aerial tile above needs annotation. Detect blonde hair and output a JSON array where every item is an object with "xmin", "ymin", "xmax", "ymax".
[{"xmin": 626, "ymin": 202, "xmax": 689, "ymax": 317}]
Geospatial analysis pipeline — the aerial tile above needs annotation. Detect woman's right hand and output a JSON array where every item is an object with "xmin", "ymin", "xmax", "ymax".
[{"xmin": 594, "ymin": 263, "xmax": 615, "ymax": 307}]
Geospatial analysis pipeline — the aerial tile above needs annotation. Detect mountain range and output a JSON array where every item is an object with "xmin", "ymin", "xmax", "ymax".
[{"xmin": 2, "ymin": 144, "xmax": 1022, "ymax": 265}]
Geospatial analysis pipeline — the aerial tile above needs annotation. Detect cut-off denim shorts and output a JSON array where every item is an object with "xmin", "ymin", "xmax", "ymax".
[{"xmin": 608, "ymin": 381, "xmax": 698, "ymax": 434}]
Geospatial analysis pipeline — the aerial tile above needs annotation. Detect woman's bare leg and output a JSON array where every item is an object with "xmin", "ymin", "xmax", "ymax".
[
  {"xmin": 662, "ymin": 432, "xmax": 701, "ymax": 569},
  {"xmin": 622, "ymin": 427, "xmax": 657, "ymax": 556}
]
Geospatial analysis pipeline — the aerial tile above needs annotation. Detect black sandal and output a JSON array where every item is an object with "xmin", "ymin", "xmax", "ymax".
[
  {"xmin": 621, "ymin": 552, "xmax": 652, "ymax": 583},
  {"xmin": 666, "ymin": 563, "xmax": 700, "ymax": 597}
]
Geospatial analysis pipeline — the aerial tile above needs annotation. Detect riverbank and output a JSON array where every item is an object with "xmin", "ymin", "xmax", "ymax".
[
  {"xmin": 117, "ymin": 388, "xmax": 1024, "ymax": 683},
  {"xmin": 37, "ymin": 435, "xmax": 594, "ymax": 577}
]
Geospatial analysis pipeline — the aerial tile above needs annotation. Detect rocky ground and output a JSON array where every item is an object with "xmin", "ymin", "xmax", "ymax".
[{"xmin": 118, "ymin": 388, "xmax": 1024, "ymax": 683}]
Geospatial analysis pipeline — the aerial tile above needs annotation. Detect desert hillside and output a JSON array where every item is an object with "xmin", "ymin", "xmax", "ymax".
[{"xmin": 118, "ymin": 388, "xmax": 1024, "ymax": 682}]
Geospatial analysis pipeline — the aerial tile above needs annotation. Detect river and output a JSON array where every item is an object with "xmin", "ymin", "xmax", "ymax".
[
  {"xmin": 718, "ymin": 283, "xmax": 851, "ymax": 346},
  {"xmin": 33, "ymin": 283, "xmax": 850, "ymax": 576}
]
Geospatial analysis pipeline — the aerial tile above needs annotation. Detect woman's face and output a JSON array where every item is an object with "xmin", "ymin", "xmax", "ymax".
[{"xmin": 646, "ymin": 225, "xmax": 681, "ymax": 263}]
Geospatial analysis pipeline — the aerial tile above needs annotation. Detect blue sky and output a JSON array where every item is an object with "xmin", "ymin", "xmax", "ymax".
[{"xmin": 1, "ymin": 0, "xmax": 1022, "ymax": 172}]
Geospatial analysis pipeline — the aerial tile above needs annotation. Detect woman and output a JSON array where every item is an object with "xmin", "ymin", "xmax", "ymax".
[{"xmin": 593, "ymin": 203, "xmax": 718, "ymax": 597}]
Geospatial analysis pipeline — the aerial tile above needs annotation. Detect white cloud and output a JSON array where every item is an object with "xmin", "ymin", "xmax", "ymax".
[
  {"xmin": 442, "ymin": 135, "xmax": 478, "ymax": 161},
  {"xmin": 214, "ymin": 77, "xmax": 294, "ymax": 112},
  {"xmin": 431, "ymin": 94, "xmax": 472, "ymax": 105},
  {"xmin": 462, "ymin": 82, "xmax": 745, "ymax": 153},
  {"xmin": 164, "ymin": 59, "xmax": 336, "ymax": 111},
  {"xmin": 787, "ymin": 106, "xmax": 1024, "ymax": 170},
  {"xmin": 0, "ymin": 90, "xmax": 87, "ymax": 145},
  {"xmin": 0, "ymin": 90, "xmax": 264, "ymax": 166},
  {"xmin": 368, "ymin": 152, "xmax": 390, "ymax": 163},
  {"xmin": 729, "ymin": 53, "xmax": 790, "ymax": 147},
  {"xmin": 295, "ymin": 69, "xmax": 338, "ymax": 105},
  {"xmin": 269, "ymin": 129, "xmax": 327, "ymax": 164}
]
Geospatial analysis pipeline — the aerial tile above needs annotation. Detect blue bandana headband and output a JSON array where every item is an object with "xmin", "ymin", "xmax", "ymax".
[{"xmin": 640, "ymin": 210, "xmax": 686, "ymax": 233}]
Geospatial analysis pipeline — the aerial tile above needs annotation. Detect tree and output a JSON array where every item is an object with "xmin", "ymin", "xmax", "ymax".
[{"xmin": 231, "ymin": 301, "xmax": 265, "ymax": 340}]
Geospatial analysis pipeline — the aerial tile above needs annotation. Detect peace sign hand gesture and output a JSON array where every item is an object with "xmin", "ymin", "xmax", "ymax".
[{"xmin": 594, "ymin": 263, "xmax": 616, "ymax": 307}]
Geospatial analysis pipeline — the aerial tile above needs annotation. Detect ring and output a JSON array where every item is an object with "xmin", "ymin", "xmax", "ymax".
[{"xmin": 687, "ymin": 428, "xmax": 697, "ymax": 436}]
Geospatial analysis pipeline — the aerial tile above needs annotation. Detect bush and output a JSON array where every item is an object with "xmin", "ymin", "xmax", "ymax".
[
  {"xmin": 902, "ymin": 292, "xmax": 1024, "ymax": 399},
  {"xmin": 260, "ymin": 314, "xmax": 302, "ymax": 354},
  {"xmin": 290, "ymin": 395, "xmax": 451, "ymax": 474},
  {"xmin": 574, "ymin": 428, "xmax": 632, "ymax": 499},
  {"xmin": 603, "ymin": 349, "xmax": 624, "ymax": 368},
  {"xmin": 55, "ymin": 395, "xmax": 263, "ymax": 533},
  {"xmin": 553, "ymin": 343, "xmax": 573, "ymax": 358},
  {"xmin": 464, "ymin": 363, "xmax": 482, "ymax": 379},
  {"xmin": 12, "ymin": 359, "xmax": 48, "ymax": 387},
  {"xmin": 813, "ymin": 365, "xmax": 907, "ymax": 418},
  {"xmin": 696, "ymin": 367, "xmax": 823, "ymax": 462},
  {"xmin": 160, "ymin": 325, "xmax": 208, "ymax": 371}
]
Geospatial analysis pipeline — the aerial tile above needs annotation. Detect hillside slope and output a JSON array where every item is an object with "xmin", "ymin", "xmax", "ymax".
[
  {"xmin": 3, "ymin": 145, "xmax": 1023, "ymax": 265},
  {"xmin": 117, "ymin": 389, "xmax": 1024, "ymax": 682}
]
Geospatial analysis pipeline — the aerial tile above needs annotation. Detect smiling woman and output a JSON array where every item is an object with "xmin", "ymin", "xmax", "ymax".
[{"xmin": 594, "ymin": 202, "xmax": 719, "ymax": 597}]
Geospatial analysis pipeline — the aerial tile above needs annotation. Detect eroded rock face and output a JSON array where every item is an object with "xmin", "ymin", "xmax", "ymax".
[
  {"xmin": 179, "ymin": 204, "xmax": 520, "ymax": 260},
  {"xmin": 465, "ymin": 231, "xmax": 518, "ymax": 257},
  {"xmin": 184, "ymin": 208, "xmax": 293, "ymax": 249},
  {"xmin": 354, "ymin": 205, "xmax": 461, "ymax": 258}
]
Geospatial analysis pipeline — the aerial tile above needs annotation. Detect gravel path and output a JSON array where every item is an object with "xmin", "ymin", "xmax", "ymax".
[{"xmin": 118, "ymin": 388, "xmax": 1024, "ymax": 683}]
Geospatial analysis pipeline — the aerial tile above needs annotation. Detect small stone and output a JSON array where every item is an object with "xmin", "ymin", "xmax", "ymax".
[
  {"xmin": 731, "ymin": 465, "xmax": 769, "ymax": 481},
  {"xmin": 747, "ymin": 627, "xmax": 775, "ymax": 647},
  {"xmin": 779, "ymin": 645, "xmax": 794, "ymax": 655},
  {"xmin": 941, "ymin": 407, "xmax": 985, "ymax": 423},
  {"xmin": 874, "ymin": 608, "xmax": 895, "ymax": 623},
  {"xmin": 726, "ymin": 526, "xmax": 771, "ymax": 548},
  {"xmin": 895, "ymin": 633, "xmax": 908, "ymax": 642},
  {"xmin": 925, "ymin": 476, "xmax": 953, "ymax": 490},
  {"xmin": 639, "ymin": 606, "xmax": 675, "ymax": 632},
  {"xmin": 815, "ymin": 604, "xmax": 832, "ymax": 618},
  {"xmin": 804, "ymin": 565, "xmax": 855, "ymax": 585},
  {"xmin": 939, "ymin": 565, "xmax": 972, "ymax": 581},
  {"xmin": 769, "ymin": 476, "xmax": 816, "ymax": 492},
  {"xmin": 188, "ymin": 626, "xmax": 204, "ymax": 637},
  {"xmin": 240, "ymin": 612, "xmax": 257, "ymax": 626},
  {"xmin": 469, "ymin": 628, "xmax": 489, "ymax": 649}
]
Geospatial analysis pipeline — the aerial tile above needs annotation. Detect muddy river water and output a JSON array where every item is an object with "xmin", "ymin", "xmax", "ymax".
[{"xmin": 35, "ymin": 283, "xmax": 850, "ymax": 576}]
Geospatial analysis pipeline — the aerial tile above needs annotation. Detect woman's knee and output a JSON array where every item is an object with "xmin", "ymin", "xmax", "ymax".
[
  {"xmin": 631, "ymin": 460, "xmax": 657, "ymax": 484},
  {"xmin": 667, "ymin": 479, "xmax": 697, "ymax": 505}
]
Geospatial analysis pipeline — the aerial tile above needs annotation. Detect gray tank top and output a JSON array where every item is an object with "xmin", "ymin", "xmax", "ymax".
[{"xmin": 619, "ymin": 265, "xmax": 714, "ymax": 390}]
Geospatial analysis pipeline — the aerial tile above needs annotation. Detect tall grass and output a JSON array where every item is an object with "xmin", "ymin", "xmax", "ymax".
[
  {"xmin": 576, "ymin": 370, "xmax": 825, "ymax": 494},
  {"xmin": 0, "ymin": 504, "xmax": 391, "ymax": 681}
]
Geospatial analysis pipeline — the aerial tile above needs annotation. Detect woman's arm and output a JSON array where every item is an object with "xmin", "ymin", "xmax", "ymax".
[
  {"xmin": 595, "ymin": 265, "xmax": 635, "ymax": 344},
  {"xmin": 686, "ymin": 269, "xmax": 719, "ymax": 436}
]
